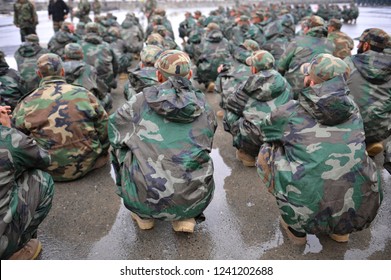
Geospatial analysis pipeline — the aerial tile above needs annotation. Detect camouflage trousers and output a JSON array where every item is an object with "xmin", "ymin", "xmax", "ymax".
[
  {"xmin": 19, "ymin": 26, "xmax": 37, "ymax": 42},
  {"xmin": 53, "ymin": 21, "xmax": 64, "ymax": 33},
  {"xmin": 0, "ymin": 170, "xmax": 54, "ymax": 259}
]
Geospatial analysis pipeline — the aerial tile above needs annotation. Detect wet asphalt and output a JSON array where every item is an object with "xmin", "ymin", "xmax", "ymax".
[{"xmin": 0, "ymin": 5, "xmax": 390, "ymax": 260}]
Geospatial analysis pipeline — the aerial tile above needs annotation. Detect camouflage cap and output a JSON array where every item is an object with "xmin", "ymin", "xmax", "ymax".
[
  {"xmin": 25, "ymin": 34, "xmax": 39, "ymax": 43},
  {"xmin": 305, "ymin": 15, "xmax": 325, "ymax": 29},
  {"xmin": 205, "ymin": 22, "xmax": 220, "ymax": 31},
  {"xmin": 37, "ymin": 53, "xmax": 64, "ymax": 77},
  {"xmin": 154, "ymin": 50, "xmax": 191, "ymax": 78},
  {"xmin": 140, "ymin": 45, "xmax": 164, "ymax": 66},
  {"xmin": 328, "ymin": 18, "xmax": 342, "ymax": 30},
  {"xmin": 300, "ymin": 53, "xmax": 350, "ymax": 83},
  {"xmin": 61, "ymin": 21, "xmax": 75, "ymax": 33},
  {"xmin": 85, "ymin": 22, "xmax": 100, "ymax": 34},
  {"xmin": 246, "ymin": 50, "xmax": 275, "ymax": 71},
  {"xmin": 242, "ymin": 39, "xmax": 260, "ymax": 52},
  {"xmin": 356, "ymin": 28, "xmax": 390, "ymax": 49},
  {"xmin": 146, "ymin": 33, "xmax": 164, "ymax": 46},
  {"xmin": 64, "ymin": 43, "xmax": 83, "ymax": 60}
]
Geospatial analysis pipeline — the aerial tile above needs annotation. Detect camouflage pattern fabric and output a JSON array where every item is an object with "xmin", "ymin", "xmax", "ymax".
[
  {"xmin": 92, "ymin": 0, "xmax": 101, "ymax": 15},
  {"xmin": 13, "ymin": 0, "xmax": 38, "ymax": 29},
  {"xmin": 103, "ymin": 28, "xmax": 133, "ymax": 74},
  {"xmin": 0, "ymin": 54, "xmax": 26, "ymax": 111},
  {"xmin": 245, "ymin": 22, "xmax": 266, "ymax": 48},
  {"xmin": 256, "ymin": 75, "xmax": 382, "ymax": 235},
  {"xmin": 14, "ymin": 43, "xmax": 49, "ymax": 93},
  {"xmin": 155, "ymin": 49, "xmax": 191, "ymax": 78},
  {"xmin": 328, "ymin": 31, "xmax": 354, "ymax": 59},
  {"xmin": 196, "ymin": 29, "xmax": 232, "ymax": 85},
  {"xmin": 123, "ymin": 67, "xmax": 158, "ymax": 101},
  {"xmin": 109, "ymin": 76, "xmax": 217, "ymax": 220},
  {"xmin": 278, "ymin": 26, "xmax": 334, "ymax": 98},
  {"xmin": 75, "ymin": 0, "xmax": 91, "ymax": 23},
  {"xmin": 48, "ymin": 30, "xmax": 79, "ymax": 60},
  {"xmin": 224, "ymin": 67, "xmax": 293, "ymax": 157},
  {"xmin": 120, "ymin": 19, "xmax": 144, "ymax": 54},
  {"xmin": 345, "ymin": 50, "xmax": 391, "ymax": 143},
  {"xmin": 0, "ymin": 126, "xmax": 54, "ymax": 259},
  {"xmin": 80, "ymin": 29, "xmax": 118, "ymax": 90},
  {"xmin": 12, "ymin": 60, "xmax": 109, "ymax": 181}
]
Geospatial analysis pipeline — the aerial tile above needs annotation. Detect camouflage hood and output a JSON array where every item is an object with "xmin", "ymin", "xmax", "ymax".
[
  {"xmin": 205, "ymin": 29, "xmax": 224, "ymax": 43},
  {"xmin": 143, "ymin": 76, "xmax": 203, "ymax": 123},
  {"xmin": 299, "ymin": 75, "xmax": 354, "ymax": 125},
  {"xmin": 121, "ymin": 20, "xmax": 134, "ymax": 29},
  {"xmin": 16, "ymin": 43, "xmax": 43, "ymax": 58},
  {"xmin": 84, "ymin": 33, "xmax": 103, "ymax": 45},
  {"xmin": 243, "ymin": 69, "xmax": 289, "ymax": 101},
  {"xmin": 306, "ymin": 26, "xmax": 328, "ymax": 38},
  {"xmin": 63, "ymin": 61, "xmax": 91, "ymax": 85},
  {"xmin": 352, "ymin": 51, "xmax": 391, "ymax": 84},
  {"xmin": 53, "ymin": 31, "xmax": 74, "ymax": 44}
]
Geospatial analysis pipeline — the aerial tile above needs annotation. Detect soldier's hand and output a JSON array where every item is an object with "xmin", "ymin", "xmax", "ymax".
[{"xmin": 0, "ymin": 106, "xmax": 12, "ymax": 128}]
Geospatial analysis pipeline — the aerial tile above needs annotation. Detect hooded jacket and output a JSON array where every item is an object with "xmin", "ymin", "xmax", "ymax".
[
  {"xmin": 345, "ymin": 50, "xmax": 391, "ymax": 142},
  {"xmin": 257, "ymin": 75, "xmax": 382, "ymax": 235},
  {"xmin": 48, "ymin": 31, "xmax": 78, "ymax": 59},
  {"xmin": 109, "ymin": 76, "xmax": 217, "ymax": 220},
  {"xmin": 0, "ymin": 60, "xmax": 26, "ymax": 110}
]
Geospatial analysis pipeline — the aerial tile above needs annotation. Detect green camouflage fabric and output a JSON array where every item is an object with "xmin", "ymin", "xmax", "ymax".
[
  {"xmin": 230, "ymin": 23, "xmax": 250, "ymax": 47},
  {"xmin": 196, "ymin": 29, "xmax": 232, "ymax": 85},
  {"xmin": 75, "ymin": 0, "xmax": 91, "ymax": 23},
  {"xmin": 140, "ymin": 45, "xmax": 164, "ymax": 66},
  {"xmin": 179, "ymin": 13, "xmax": 196, "ymax": 39},
  {"xmin": 144, "ymin": 0, "xmax": 157, "ymax": 20},
  {"xmin": 48, "ymin": 29, "xmax": 78, "ymax": 60},
  {"xmin": 12, "ymin": 55, "xmax": 109, "ymax": 181},
  {"xmin": 278, "ymin": 26, "xmax": 334, "ymax": 98},
  {"xmin": 14, "ymin": 42, "xmax": 49, "ymax": 93},
  {"xmin": 0, "ymin": 126, "xmax": 54, "ymax": 259},
  {"xmin": 0, "ymin": 53, "xmax": 26, "ymax": 111},
  {"xmin": 223, "ymin": 67, "xmax": 293, "ymax": 157},
  {"xmin": 184, "ymin": 24, "xmax": 205, "ymax": 60},
  {"xmin": 123, "ymin": 67, "xmax": 158, "ymax": 101},
  {"xmin": 345, "ymin": 50, "xmax": 391, "ymax": 143},
  {"xmin": 245, "ymin": 22, "xmax": 266, "ymax": 48},
  {"xmin": 80, "ymin": 27, "xmax": 118, "ymax": 90},
  {"xmin": 356, "ymin": 28, "xmax": 389, "ymax": 49},
  {"xmin": 328, "ymin": 31, "xmax": 354, "ymax": 59},
  {"xmin": 246, "ymin": 50, "xmax": 275, "ymax": 71},
  {"xmin": 92, "ymin": 0, "xmax": 101, "ymax": 15},
  {"xmin": 109, "ymin": 75, "xmax": 217, "ymax": 220},
  {"xmin": 13, "ymin": 0, "xmax": 38, "ymax": 29},
  {"xmin": 146, "ymin": 15, "xmax": 175, "ymax": 40},
  {"xmin": 155, "ymin": 49, "xmax": 191, "ymax": 78},
  {"xmin": 256, "ymin": 74, "xmax": 382, "ymax": 235},
  {"xmin": 120, "ymin": 18, "xmax": 144, "ymax": 54}
]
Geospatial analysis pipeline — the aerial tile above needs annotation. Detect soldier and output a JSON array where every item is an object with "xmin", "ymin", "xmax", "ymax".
[
  {"xmin": 74, "ymin": 0, "xmax": 91, "ymax": 23},
  {"xmin": 245, "ymin": 11, "xmax": 266, "ymax": 48},
  {"xmin": 0, "ymin": 50, "xmax": 26, "ymax": 111},
  {"xmin": 344, "ymin": 28, "xmax": 391, "ymax": 171},
  {"xmin": 183, "ymin": 17, "xmax": 206, "ymax": 61},
  {"xmin": 179, "ymin": 11, "xmax": 196, "ymax": 45},
  {"xmin": 75, "ymin": 22, "xmax": 86, "ymax": 39},
  {"xmin": 257, "ymin": 53, "xmax": 382, "ymax": 245},
  {"xmin": 48, "ymin": 22, "xmax": 78, "ymax": 60},
  {"xmin": 0, "ymin": 105, "xmax": 54, "ymax": 260},
  {"xmin": 12, "ymin": 53, "xmax": 110, "ymax": 182},
  {"xmin": 92, "ymin": 0, "xmax": 101, "ymax": 17},
  {"xmin": 230, "ymin": 15, "xmax": 251, "ymax": 47},
  {"xmin": 109, "ymin": 50, "xmax": 217, "ymax": 233},
  {"xmin": 152, "ymin": 25, "xmax": 180, "ymax": 50},
  {"xmin": 79, "ymin": 22, "xmax": 118, "ymax": 92},
  {"xmin": 144, "ymin": 0, "xmax": 157, "ymax": 22},
  {"xmin": 278, "ymin": 15, "xmax": 334, "ymax": 98},
  {"xmin": 13, "ymin": 0, "xmax": 38, "ymax": 42},
  {"xmin": 327, "ymin": 18, "xmax": 354, "ymax": 59},
  {"xmin": 48, "ymin": 0, "xmax": 70, "ymax": 33},
  {"xmin": 14, "ymin": 34, "xmax": 49, "ymax": 93},
  {"xmin": 196, "ymin": 23, "xmax": 232, "ymax": 92},
  {"xmin": 223, "ymin": 50, "xmax": 293, "ymax": 167},
  {"xmin": 63, "ymin": 43, "xmax": 112, "ymax": 111},
  {"xmin": 215, "ymin": 39, "xmax": 260, "ymax": 118},
  {"xmin": 120, "ymin": 13, "xmax": 144, "ymax": 56},
  {"xmin": 123, "ymin": 44, "xmax": 163, "ymax": 101}
]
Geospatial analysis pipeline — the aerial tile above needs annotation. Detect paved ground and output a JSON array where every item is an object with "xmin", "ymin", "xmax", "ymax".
[{"xmin": 0, "ymin": 5, "xmax": 390, "ymax": 260}]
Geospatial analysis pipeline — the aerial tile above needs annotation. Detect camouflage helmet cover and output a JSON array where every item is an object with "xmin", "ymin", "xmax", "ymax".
[
  {"xmin": 85, "ymin": 22, "xmax": 100, "ymax": 34},
  {"xmin": 37, "ymin": 53, "xmax": 64, "ymax": 77},
  {"xmin": 64, "ymin": 43, "xmax": 83, "ymax": 60},
  {"xmin": 246, "ymin": 50, "xmax": 275, "ymax": 71},
  {"xmin": 241, "ymin": 39, "xmax": 260, "ymax": 52},
  {"xmin": 356, "ymin": 28, "xmax": 390, "ymax": 49},
  {"xmin": 25, "ymin": 34, "xmax": 39, "ymax": 43},
  {"xmin": 140, "ymin": 45, "xmax": 164, "ymax": 66},
  {"xmin": 154, "ymin": 50, "xmax": 191, "ymax": 78}
]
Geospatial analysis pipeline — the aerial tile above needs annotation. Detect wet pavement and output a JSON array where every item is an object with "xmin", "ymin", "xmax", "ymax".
[{"xmin": 0, "ymin": 5, "xmax": 390, "ymax": 260}]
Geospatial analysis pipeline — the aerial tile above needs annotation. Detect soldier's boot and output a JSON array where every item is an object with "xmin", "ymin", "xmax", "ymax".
[
  {"xmin": 9, "ymin": 239, "xmax": 42, "ymax": 260},
  {"xmin": 366, "ymin": 142, "xmax": 383, "ymax": 157},
  {"xmin": 216, "ymin": 110, "xmax": 224, "ymax": 118},
  {"xmin": 131, "ymin": 213, "xmax": 154, "ymax": 230},
  {"xmin": 279, "ymin": 217, "xmax": 307, "ymax": 246},
  {"xmin": 236, "ymin": 149, "xmax": 256, "ymax": 167},
  {"xmin": 119, "ymin": 73, "xmax": 128, "ymax": 81},
  {"xmin": 329, "ymin": 233, "xmax": 350, "ymax": 243},
  {"xmin": 172, "ymin": 218, "xmax": 196, "ymax": 233},
  {"xmin": 206, "ymin": 82, "xmax": 215, "ymax": 93}
]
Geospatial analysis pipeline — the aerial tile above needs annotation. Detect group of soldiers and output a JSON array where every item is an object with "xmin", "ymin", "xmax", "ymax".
[{"xmin": 1, "ymin": 1, "xmax": 390, "ymax": 259}]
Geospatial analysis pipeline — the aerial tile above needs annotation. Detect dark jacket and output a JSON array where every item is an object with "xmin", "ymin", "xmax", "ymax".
[{"xmin": 49, "ymin": 0, "xmax": 69, "ymax": 22}]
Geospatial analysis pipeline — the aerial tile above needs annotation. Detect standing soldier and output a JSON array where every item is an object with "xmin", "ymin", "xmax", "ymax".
[
  {"xmin": 75, "ymin": 0, "xmax": 91, "ymax": 23},
  {"xmin": 144, "ymin": 0, "xmax": 157, "ymax": 22},
  {"xmin": 327, "ymin": 18, "xmax": 354, "ymax": 59},
  {"xmin": 48, "ymin": 0, "xmax": 70, "ymax": 33},
  {"xmin": 13, "ymin": 0, "xmax": 39, "ymax": 42},
  {"xmin": 92, "ymin": 0, "xmax": 101, "ymax": 17}
]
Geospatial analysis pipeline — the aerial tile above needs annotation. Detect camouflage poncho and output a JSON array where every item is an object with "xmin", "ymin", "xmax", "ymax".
[
  {"xmin": 345, "ymin": 50, "xmax": 391, "ymax": 143},
  {"xmin": 109, "ymin": 76, "xmax": 217, "ymax": 220},
  {"xmin": 123, "ymin": 66, "xmax": 158, "ymax": 101},
  {"xmin": 12, "ymin": 76, "xmax": 109, "ymax": 182},
  {"xmin": 0, "ymin": 62, "xmax": 26, "ymax": 111},
  {"xmin": 257, "ymin": 75, "xmax": 382, "ymax": 235}
]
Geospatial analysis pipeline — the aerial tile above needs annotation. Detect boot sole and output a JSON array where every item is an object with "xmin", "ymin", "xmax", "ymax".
[
  {"xmin": 131, "ymin": 213, "xmax": 154, "ymax": 230},
  {"xmin": 279, "ymin": 217, "xmax": 307, "ymax": 245},
  {"xmin": 31, "ymin": 240, "xmax": 42, "ymax": 260},
  {"xmin": 236, "ymin": 151, "xmax": 256, "ymax": 167},
  {"xmin": 172, "ymin": 219, "xmax": 195, "ymax": 233},
  {"xmin": 329, "ymin": 233, "xmax": 350, "ymax": 243}
]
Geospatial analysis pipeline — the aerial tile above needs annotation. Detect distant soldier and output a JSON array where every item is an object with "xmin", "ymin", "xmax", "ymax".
[
  {"xmin": 92, "ymin": 0, "xmax": 101, "ymax": 16},
  {"xmin": 75, "ymin": 0, "xmax": 91, "ymax": 23},
  {"xmin": 179, "ymin": 12, "xmax": 196, "ymax": 44},
  {"xmin": 223, "ymin": 50, "xmax": 293, "ymax": 167},
  {"xmin": 48, "ymin": 0, "xmax": 70, "ymax": 33},
  {"xmin": 0, "ymin": 105, "xmax": 54, "ymax": 260},
  {"xmin": 12, "ymin": 53, "xmax": 110, "ymax": 182},
  {"xmin": 278, "ymin": 15, "xmax": 334, "ymax": 98},
  {"xmin": 144, "ymin": 0, "xmax": 157, "ymax": 22},
  {"xmin": 48, "ymin": 22, "xmax": 78, "ymax": 60},
  {"xmin": 123, "ymin": 44, "xmax": 163, "ymax": 101},
  {"xmin": 14, "ymin": 34, "xmax": 49, "ymax": 93},
  {"xmin": 230, "ymin": 15, "xmax": 251, "ymax": 47},
  {"xmin": 13, "ymin": 0, "xmax": 38, "ymax": 42},
  {"xmin": 63, "ymin": 43, "xmax": 112, "ymax": 111},
  {"xmin": 109, "ymin": 50, "xmax": 217, "ymax": 233},
  {"xmin": 184, "ymin": 17, "xmax": 206, "ymax": 61},
  {"xmin": 0, "ymin": 51, "xmax": 26, "ymax": 111},
  {"xmin": 327, "ymin": 18, "xmax": 354, "ymax": 59},
  {"xmin": 121, "ymin": 13, "xmax": 144, "ymax": 56},
  {"xmin": 245, "ymin": 11, "xmax": 266, "ymax": 48}
]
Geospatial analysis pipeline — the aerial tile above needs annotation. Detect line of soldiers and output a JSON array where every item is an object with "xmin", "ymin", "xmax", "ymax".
[{"xmin": 1, "ymin": 2, "xmax": 390, "ymax": 260}]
